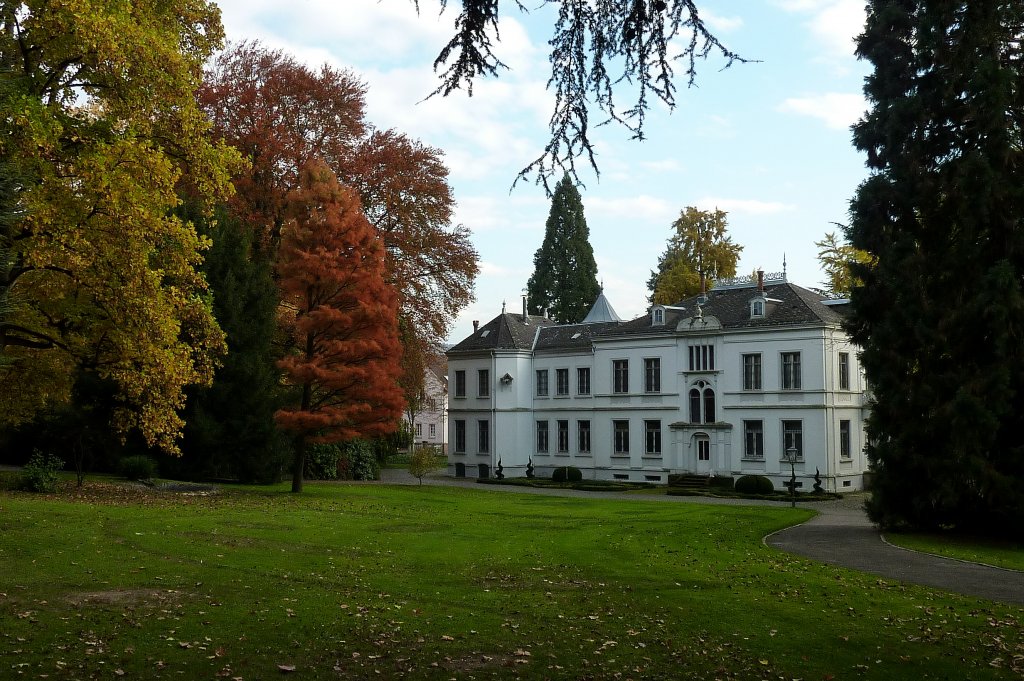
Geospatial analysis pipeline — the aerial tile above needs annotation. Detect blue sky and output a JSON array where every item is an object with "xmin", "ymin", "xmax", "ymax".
[{"xmin": 214, "ymin": 0, "xmax": 870, "ymax": 344}]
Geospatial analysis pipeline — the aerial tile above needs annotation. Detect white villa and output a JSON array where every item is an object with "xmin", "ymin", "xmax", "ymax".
[{"xmin": 445, "ymin": 272, "xmax": 870, "ymax": 492}]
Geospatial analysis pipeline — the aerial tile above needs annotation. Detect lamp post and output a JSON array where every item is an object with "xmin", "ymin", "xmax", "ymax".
[{"xmin": 784, "ymin": 445, "xmax": 798, "ymax": 508}]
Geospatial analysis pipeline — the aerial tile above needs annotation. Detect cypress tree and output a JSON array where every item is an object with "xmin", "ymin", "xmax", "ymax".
[
  {"xmin": 526, "ymin": 175, "xmax": 600, "ymax": 323},
  {"xmin": 176, "ymin": 208, "xmax": 291, "ymax": 483},
  {"xmin": 847, "ymin": 1, "xmax": 1024, "ymax": 535}
]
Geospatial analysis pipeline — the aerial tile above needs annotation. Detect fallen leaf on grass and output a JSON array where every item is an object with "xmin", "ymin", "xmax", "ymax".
[{"xmin": 277, "ymin": 664, "xmax": 296, "ymax": 672}]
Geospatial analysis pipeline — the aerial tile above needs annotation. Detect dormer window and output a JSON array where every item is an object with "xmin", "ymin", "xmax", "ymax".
[
  {"xmin": 750, "ymin": 299, "xmax": 765, "ymax": 318},
  {"xmin": 652, "ymin": 306, "xmax": 665, "ymax": 326}
]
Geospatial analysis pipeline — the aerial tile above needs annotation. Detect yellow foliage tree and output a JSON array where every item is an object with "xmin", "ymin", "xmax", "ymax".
[
  {"xmin": 0, "ymin": 1, "xmax": 242, "ymax": 453},
  {"xmin": 815, "ymin": 231, "xmax": 875, "ymax": 297}
]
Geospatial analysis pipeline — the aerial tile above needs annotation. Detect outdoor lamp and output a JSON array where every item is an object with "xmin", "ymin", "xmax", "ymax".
[{"xmin": 784, "ymin": 445, "xmax": 798, "ymax": 508}]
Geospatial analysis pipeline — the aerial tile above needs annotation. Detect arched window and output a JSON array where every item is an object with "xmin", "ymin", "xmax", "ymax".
[
  {"xmin": 689, "ymin": 388, "xmax": 701, "ymax": 423},
  {"xmin": 703, "ymin": 388, "xmax": 716, "ymax": 423}
]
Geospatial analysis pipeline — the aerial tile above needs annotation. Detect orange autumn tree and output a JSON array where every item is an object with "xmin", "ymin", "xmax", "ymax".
[{"xmin": 275, "ymin": 161, "xmax": 404, "ymax": 493}]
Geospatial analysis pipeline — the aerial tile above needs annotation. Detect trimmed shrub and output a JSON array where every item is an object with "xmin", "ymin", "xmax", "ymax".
[
  {"xmin": 117, "ymin": 455, "xmax": 158, "ymax": 481},
  {"xmin": 305, "ymin": 443, "xmax": 341, "ymax": 480},
  {"xmin": 708, "ymin": 475, "xmax": 735, "ymax": 490},
  {"xmin": 340, "ymin": 439, "xmax": 379, "ymax": 481},
  {"xmin": 735, "ymin": 475, "xmax": 774, "ymax": 495},
  {"xmin": 551, "ymin": 466, "xmax": 583, "ymax": 483},
  {"xmin": 18, "ymin": 450, "xmax": 64, "ymax": 492}
]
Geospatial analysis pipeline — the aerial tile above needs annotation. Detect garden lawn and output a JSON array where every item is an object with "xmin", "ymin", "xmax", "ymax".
[
  {"xmin": 884, "ymin": 531, "xmax": 1024, "ymax": 572},
  {"xmin": 1, "ymin": 481, "xmax": 1022, "ymax": 680}
]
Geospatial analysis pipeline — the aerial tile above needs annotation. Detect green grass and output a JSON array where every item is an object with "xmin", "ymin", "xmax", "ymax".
[
  {"xmin": 1, "ymin": 480, "xmax": 1022, "ymax": 680},
  {"xmin": 884, "ymin": 530, "xmax": 1024, "ymax": 572}
]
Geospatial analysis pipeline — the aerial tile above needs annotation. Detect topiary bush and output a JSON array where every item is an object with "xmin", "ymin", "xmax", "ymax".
[
  {"xmin": 340, "ymin": 439, "xmax": 379, "ymax": 481},
  {"xmin": 305, "ymin": 443, "xmax": 341, "ymax": 480},
  {"xmin": 708, "ymin": 475, "xmax": 735, "ymax": 490},
  {"xmin": 117, "ymin": 455, "xmax": 158, "ymax": 481},
  {"xmin": 551, "ymin": 466, "xmax": 583, "ymax": 483},
  {"xmin": 18, "ymin": 449, "xmax": 64, "ymax": 492},
  {"xmin": 735, "ymin": 474, "xmax": 774, "ymax": 495}
]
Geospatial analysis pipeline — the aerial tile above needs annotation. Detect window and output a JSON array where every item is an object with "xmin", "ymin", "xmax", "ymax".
[
  {"xmin": 613, "ymin": 359, "xmax": 629, "ymax": 393},
  {"xmin": 782, "ymin": 352, "xmax": 802, "ymax": 390},
  {"xmin": 782, "ymin": 420, "xmax": 803, "ymax": 459},
  {"xmin": 703, "ymin": 388, "xmax": 716, "ymax": 422},
  {"xmin": 689, "ymin": 381, "xmax": 715, "ymax": 423},
  {"xmin": 454, "ymin": 370, "xmax": 466, "ymax": 398},
  {"xmin": 454, "ymin": 420, "xmax": 466, "ymax": 453},
  {"xmin": 613, "ymin": 420, "xmax": 630, "ymax": 454},
  {"xmin": 743, "ymin": 420, "xmax": 764, "ymax": 459},
  {"xmin": 536, "ymin": 369, "xmax": 549, "ymax": 396},
  {"xmin": 478, "ymin": 369, "xmax": 490, "ymax": 397},
  {"xmin": 742, "ymin": 353, "xmax": 762, "ymax": 390},
  {"xmin": 645, "ymin": 420, "xmax": 662, "ymax": 455},
  {"xmin": 751, "ymin": 299, "xmax": 765, "ymax": 318},
  {"xmin": 415, "ymin": 423, "xmax": 422, "ymax": 437},
  {"xmin": 644, "ymin": 358, "xmax": 661, "ymax": 393},
  {"xmin": 577, "ymin": 367, "xmax": 591, "ymax": 395},
  {"xmin": 840, "ymin": 420, "xmax": 852, "ymax": 458},
  {"xmin": 697, "ymin": 438, "xmax": 710, "ymax": 461},
  {"xmin": 839, "ymin": 352, "xmax": 850, "ymax": 390},
  {"xmin": 536, "ymin": 421, "xmax": 549, "ymax": 453},
  {"xmin": 688, "ymin": 344, "xmax": 715, "ymax": 371},
  {"xmin": 478, "ymin": 420, "xmax": 489, "ymax": 453},
  {"xmin": 429, "ymin": 423, "xmax": 436, "ymax": 438},
  {"xmin": 556, "ymin": 368, "xmax": 569, "ymax": 396},
  {"xmin": 653, "ymin": 308, "xmax": 664, "ymax": 325},
  {"xmin": 557, "ymin": 420, "xmax": 569, "ymax": 453},
  {"xmin": 578, "ymin": 420, "xmax": 591, "ymax": 453}
]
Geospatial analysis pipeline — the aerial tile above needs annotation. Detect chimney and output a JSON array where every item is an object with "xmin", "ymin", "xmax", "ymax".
[
  {"xmin": 473, "ymin": 320, "xmax": 479, "ymax": 333},
  {"xmin": 757, "ymin": 269, "xmax": 764, "ymax": 292},
  {"xmin": 543, "ymin": 306, "xmax": 549, "ymax": 320},
  {"xmin": 522, "ymin": 293, "xmax": 528, "ymax": 318}
]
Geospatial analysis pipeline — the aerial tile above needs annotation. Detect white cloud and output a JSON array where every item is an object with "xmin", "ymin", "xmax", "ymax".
[
  {"xmin": 453, "ymin": 195, "xmax": 548, "ymax": 233},
  {"xmin": 702, "ymin": 10, "xmax": 744, "ymax": 32},
  {"xmin": 586, "ymin": 195, "xmax": 677, "ymax": 222},
  {"xmin": 639, "ymin": 159, "xmax": 683, "ymax": 173},
  {"xmin": 692, "ymin": 197, "xmax": 797, "ymax": 215},
  {"xmin": 773, "ymin": 0, "xmax": 865, "ymax": 59},
  {"xmin": 777, "ymin": 92, "xmax": 866, "ymax": 130}
]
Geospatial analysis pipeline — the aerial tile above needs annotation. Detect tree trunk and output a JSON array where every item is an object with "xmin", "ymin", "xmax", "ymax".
[{"xmin": 291, "ymin": 436, "xmax": 305, "ymax": 493}]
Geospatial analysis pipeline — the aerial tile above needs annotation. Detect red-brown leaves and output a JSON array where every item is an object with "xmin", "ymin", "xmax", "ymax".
[
  {"xmin": 199, "ymin": 43, "xmax": 477, "ymax": 346},
  {"xmin": 199, "ymin": 42, "xmax": 367, "ymax": 246},
  {"xmin": 274, "ymin": 161, "xmax": 404, "ymax": 445}
]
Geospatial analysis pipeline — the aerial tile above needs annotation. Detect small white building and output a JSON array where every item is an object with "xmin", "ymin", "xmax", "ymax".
[
  {"xmin": 446, "ymin": 274, "xmax": 869, "ymax": 492},
  {"xmin": 407, "ymin": 364, "xmax": 448, "ymax": 452}
]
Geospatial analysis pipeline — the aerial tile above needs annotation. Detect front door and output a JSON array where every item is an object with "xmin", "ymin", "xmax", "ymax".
[{"xmin": 694, "ymin": 434, "xmax": 711, "ymax": 474}]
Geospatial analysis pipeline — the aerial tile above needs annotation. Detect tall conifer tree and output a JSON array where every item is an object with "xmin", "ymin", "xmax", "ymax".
[
  {"xmin": 178, "ymin": 208, "xmax": 290, "ymax": 483},
  {"xmin": 848, "ymin": 1, "xmax": 1024, "ymax": 535},
  {"xmin": 526, "ymin": 175, "xmax": 600, "ymax": 323}
]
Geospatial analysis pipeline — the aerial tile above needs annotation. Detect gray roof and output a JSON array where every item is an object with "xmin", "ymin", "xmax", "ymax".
[
  {"xmin": 447, "ymin": 313, "xmax": 557, "ymax": 353},
  {"xmin": 600, "ymin": 282, "xmax": 848, "ymax": 339},
  {"xmin": 448, "ymin": 283, "xmax": 847, "ymax": 355},
  {"xmin": 581, "ymin": 290, "xmax": 622, "ymax": 323}
]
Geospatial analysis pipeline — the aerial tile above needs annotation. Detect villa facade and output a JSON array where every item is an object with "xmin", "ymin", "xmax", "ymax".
[{"xmin": 445, "ymin": 273, "xmax": 870, "ymax": 492}]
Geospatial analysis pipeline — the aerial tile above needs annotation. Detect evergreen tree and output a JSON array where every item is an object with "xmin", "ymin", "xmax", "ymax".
[
  {"xmin": 526, "ymin": 175, "xmax": 600, "ymax": 323},
  {"xmin": 176, "ymin": 208, "xmax": 290, "ymax": 483},
  {"xmin": 848, "ymin": 1, "xmax": 1024, "ymax": 536},
  {"xmin": 647, "ymin": 207, "xmax": 742, "ymax": 304}
]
